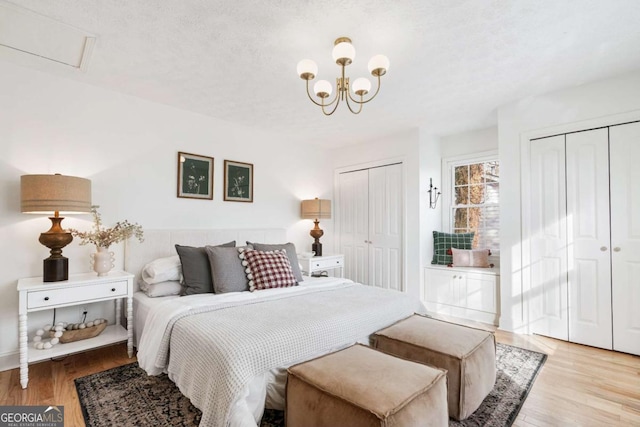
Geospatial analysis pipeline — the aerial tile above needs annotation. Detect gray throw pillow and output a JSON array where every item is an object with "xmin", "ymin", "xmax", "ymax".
[
  {"xmin": 205, "ymin": 245, "xmax": 251, "ymax": 293},
  {"xmin": 248, "ymin": 242, "xmax": 304, "ymax": 282},
  {"xmin": 175, "ymin": 241, "xmax": 235, "ymax": 295}
]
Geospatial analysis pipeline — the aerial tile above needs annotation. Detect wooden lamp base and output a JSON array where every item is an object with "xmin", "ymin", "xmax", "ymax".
[
  {"xmin": 39, "ymin": 216, "xmax": 73, "ymax": 282},
  {"xmin": 310, "ymin": 219, "xmax": 324, "ymax": 257}
]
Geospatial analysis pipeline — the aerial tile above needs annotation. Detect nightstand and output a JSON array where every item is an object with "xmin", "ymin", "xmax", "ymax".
[
  {"xmin": 299, "ymin": 254, "xmax": 344, "ymax": 278},
  {"xmin": 17, "ymin": 270, "xmax": 134, "ymax": 389}
]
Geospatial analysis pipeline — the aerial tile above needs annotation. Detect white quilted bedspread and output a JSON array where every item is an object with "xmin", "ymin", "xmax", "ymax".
[{"xmin": 138, "ymin": 279, "xmax": 425, "ymax": 426}]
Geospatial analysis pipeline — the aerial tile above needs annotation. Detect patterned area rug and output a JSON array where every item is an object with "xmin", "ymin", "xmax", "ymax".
[{"xmin": 76, "ymin": 343, "xmax": 546, "ymax": 427}]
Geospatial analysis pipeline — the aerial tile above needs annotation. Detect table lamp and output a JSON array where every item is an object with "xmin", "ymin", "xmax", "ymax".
[
  {"xmin": 21, "ymin": 174, "xmax": 92, "ymax": 282},
  {"xmin": 300, "ymin": 198, "xmax": 331, "ymax": 256}
]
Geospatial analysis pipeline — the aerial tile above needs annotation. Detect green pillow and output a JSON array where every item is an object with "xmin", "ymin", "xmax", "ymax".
[{"xmin": 431, "ymin": 231, "xmax": 474, "ymax": 265}]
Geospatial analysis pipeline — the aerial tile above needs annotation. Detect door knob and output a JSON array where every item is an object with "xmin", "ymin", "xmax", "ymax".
[
  {"xmin": 600, "ymin": 246, "xmax": 607, "ymax": 251},
  {"xmin": 613, "ymin": 247, "xmax": 621, "ymax": 252}
]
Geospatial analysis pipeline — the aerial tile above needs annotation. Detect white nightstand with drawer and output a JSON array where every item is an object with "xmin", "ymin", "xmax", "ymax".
[
  {"xmin": 17, "ymin": 270, "xmax": 134, "ymax": 389},
  {"xmin": 299, "ymin": 254, "xmax": 344, "ymax": 278}
]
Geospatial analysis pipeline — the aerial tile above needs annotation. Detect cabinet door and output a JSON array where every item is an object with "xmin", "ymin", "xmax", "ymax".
[
  {"xmin": 464, "ymin": 273, "xmax": 497, "ymax": 313},
  {"xmin": 610, "ymin": 122, "xmax": 640, "ymax": 356},
  {"xmin": 338, "ymin": 169, "xmax": 369, "ymax": 285},
  {"xmin": 566, "ymin": 129, "xmax": 612, "ymax": 349},
  {"xmin": 529, "ymin": 135, "xmax": 569, "ymax": 340},
  {"xmin": 425, "ymin": 268, "xmax": 456, "ymax": 305},
  {"xmin": 368, "ymin": 164, "xmax": 403, "ymax": 291}
]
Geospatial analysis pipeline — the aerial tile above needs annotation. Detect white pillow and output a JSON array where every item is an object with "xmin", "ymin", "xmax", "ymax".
[
  {"xmin": 139, "ymin": 280, "xmax": 182, "ymax": 297},
  {"xmin": 141, "ymin": 255, "xmax": 183, "ymax": 284},
  {"xmin": 451, "ymin": 248, "xmax": 492, "ymax": 268}
]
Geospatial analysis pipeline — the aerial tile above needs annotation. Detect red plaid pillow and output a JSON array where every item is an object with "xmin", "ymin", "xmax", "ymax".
[{"xmin": 239, "ymin": 249, "xmax": 297, "ymax": 291}]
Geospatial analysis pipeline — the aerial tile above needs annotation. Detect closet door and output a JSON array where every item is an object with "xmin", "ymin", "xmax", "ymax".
[
  {"xmin": 338, "ymin": 170, "xmax": 369, "ymax": 284},
  {"xmin": 368, "ymin": 164, "xmax": 403, "ymax": 291},
  {"xmin": 529, "ymin": 135, "xmax": 569, "ymax": 340},
  {"xmin": 610, "ymin": 122, "xmax": 640, "ymax": 355},
  {"xmin": 565, "ymin": 129, "xmax": 612, "ymax": 349}
]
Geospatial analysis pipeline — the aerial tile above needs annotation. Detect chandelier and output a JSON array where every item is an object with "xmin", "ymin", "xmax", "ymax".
[{"xmin": 296, "ymin": 37, "xmax": 389, "ymax": 115}]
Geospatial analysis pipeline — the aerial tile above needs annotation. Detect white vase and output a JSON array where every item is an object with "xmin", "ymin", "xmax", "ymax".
[{"xmin": 90, "ymin": 247, "xmax": 115, "ymax": 276}]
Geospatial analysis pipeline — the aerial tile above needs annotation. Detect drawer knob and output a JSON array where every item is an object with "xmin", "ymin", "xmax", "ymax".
[
  {"xmin": 44, "ymin": 296, "xmax": 49, "ymax": 301},
  {"xmin": 111, "ymin": 288, "xmax": 116, "ymax": 292}
]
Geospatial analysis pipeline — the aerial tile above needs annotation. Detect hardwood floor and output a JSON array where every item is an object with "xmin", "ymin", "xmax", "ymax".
[{"xmin": 1, "ymin": 331, "xmax": 638, "ymax": 426}]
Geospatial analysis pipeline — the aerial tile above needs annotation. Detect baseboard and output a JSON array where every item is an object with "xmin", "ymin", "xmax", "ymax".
[{"xmin": 0, "ymin": 350, "xmax": 19, "ymax": 372}]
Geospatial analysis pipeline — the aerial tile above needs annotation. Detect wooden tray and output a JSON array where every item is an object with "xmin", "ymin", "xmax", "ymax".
[{"xmin": 50, "ymin": 322, "xmax": 107, "ymax": 344}]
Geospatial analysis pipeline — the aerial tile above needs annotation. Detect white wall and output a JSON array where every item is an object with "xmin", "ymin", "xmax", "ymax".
[
  {"xmin": 0, "ymin": 61, "xmax": 334, "ymax": 369},
  {"xmin": 498, "ymin": 70, "xmax": 640, "ymax": 332},
  {"xmin": 440, "ymin": 126, "xmax": 498, "ymax": 159},
  {"xmin": 419, "ymin": 132, "xmax": 441, "ymax": 300}
]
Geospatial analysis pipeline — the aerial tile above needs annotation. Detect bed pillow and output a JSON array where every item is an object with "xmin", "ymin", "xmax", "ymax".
[
  {"xmin": 175, "ymin": 241, "xmax": 236, "ymax": 295},
  {"xmin": 205, "ymin": 245, "xmax": 251, "ymax": 294},
  {"xmin": 139, "ymin": 280, "xmax": 183, "ymax": 297},
  {"xmin": 248, "ymin": 242, "xmax": 304, "ymax": 282},
  {"xmin": 141, "ymin": 255, "xmax": 182, "ymax": 285},
  {"xmin": 239, "ymin": 248, "xmax": 297, "ymax": 292},
  {"xmin": 432, "ymin": 231, "xmax": 474, "ymax": 265},
  {"xmin": 451, "ymin": 248, "xmax": 492, "ymax": 268}
]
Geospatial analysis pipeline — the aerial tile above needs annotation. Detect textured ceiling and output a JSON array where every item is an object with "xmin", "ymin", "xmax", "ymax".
[{"xmin": 4, "ymin": 0, "xmax": 640, "ymax": 148}]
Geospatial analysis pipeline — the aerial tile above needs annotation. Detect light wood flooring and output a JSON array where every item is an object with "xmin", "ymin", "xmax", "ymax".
[{"xmin": 0, "ymin": 330, "xmax": 638, "ymax": 426}]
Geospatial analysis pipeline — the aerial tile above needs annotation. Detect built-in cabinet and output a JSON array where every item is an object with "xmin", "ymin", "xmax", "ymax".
[
  {"xmin": 527, "ymin": 121, "xmax": 640, "ymax": 355},
  {"xmin": 424, "ymin": 265, "xmax": 500, "ymax": 325},
  {"xmin": 336, "ymin": 163, "xmax": 403, "ymax": 291}
]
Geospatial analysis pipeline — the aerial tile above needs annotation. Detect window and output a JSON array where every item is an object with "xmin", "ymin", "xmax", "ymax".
[{"xmin": 444, "ymin": 154, "xmax": 500, "ymax": 251}]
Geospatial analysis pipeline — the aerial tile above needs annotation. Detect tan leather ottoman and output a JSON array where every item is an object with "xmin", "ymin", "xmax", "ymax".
[
  {"xmin": 373, "ymin": 315, "xmax": 496, "ymax": 421},
  {"xmin": 286, "ymin": 344, "xmax": 448, "ymax": 427}
]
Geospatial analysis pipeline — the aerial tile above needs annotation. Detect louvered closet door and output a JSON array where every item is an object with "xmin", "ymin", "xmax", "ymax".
[
  {"xmin": 566, "ymin": 129, "xmax": 612, "ymax": 349},
  {"xmin": 368, "ymin": 164, "xmax": 403, "ymax": 291},
  {"xmin": 610, "ymin": 122, "xmax": 640, "ymax": 355},
  {"xmin": 338, "ymin": 169, "xmax": 369, "ymax": 284},
  {"xmin": 529, "ymin": 135, "xmax": 569, "ymax": 340}
]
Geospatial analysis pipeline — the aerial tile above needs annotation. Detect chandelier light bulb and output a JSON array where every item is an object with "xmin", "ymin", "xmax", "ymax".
[
  {"xmin": 368, "ymin": 54, "xmax": 390, "ymax": 76},
  {"xmin": 352, "ymin": 77, "xmax": 371, "ymax": 96},
  {"xmin": 332, "ymin": 39, "xmax": 356, "ymax": 66},
  {"xmin": 314, "ymin": 80, "xmax": 333, "ymax": 98},
  {"xmin": 297, "ymin": 59, "xmax": 318, "ymax": 80}
]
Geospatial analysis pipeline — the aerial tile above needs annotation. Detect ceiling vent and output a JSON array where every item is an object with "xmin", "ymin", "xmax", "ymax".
[{"xmin": 0, "ymin": 2, "xmax": 95, "ymax": 71}]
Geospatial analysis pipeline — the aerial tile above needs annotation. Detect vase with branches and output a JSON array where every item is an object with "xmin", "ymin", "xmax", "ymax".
[{"xmin": 69, "ymin": 206, "xmax": 144, "ymax": 275}]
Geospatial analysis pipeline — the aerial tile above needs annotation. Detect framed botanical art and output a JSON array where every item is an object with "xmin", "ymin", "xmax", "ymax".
[
  {"xmin": 224, "ymin": 160, "xmax": 253, "ymax": 202},
  {"xmin": 177, "ymin": 152, "xmax": 214, "ymax": 200}
]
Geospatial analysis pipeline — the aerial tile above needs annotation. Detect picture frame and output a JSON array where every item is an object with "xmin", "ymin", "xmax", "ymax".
[
  {"xmin": 177, "ymin": 152, "xmax": 214, "ymax": 200},
  {"xmin": 224, "ymin": 160, "xmax": 253, "ymax": 202}
]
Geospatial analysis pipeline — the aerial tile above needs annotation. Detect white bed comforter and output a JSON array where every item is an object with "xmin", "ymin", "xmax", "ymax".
[{"xmin": 138, "ymin": 279, "xmax": 425, "ymax": 426}]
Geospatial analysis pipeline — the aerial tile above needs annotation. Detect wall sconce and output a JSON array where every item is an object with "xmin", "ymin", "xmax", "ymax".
[{"xmin": 428, "ymin": 178, "xmax": 441, "ymax": 209}]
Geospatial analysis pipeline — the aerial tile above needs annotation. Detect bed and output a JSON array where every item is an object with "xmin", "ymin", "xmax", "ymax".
[{"xmin": 125, "ymin": 229, "xmax": 425, "ymax": 427}]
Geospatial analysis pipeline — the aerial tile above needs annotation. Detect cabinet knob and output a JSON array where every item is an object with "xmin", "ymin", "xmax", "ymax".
[
  {"xmin": 600, "ymin": 246, "xmax": 608, "ymax": 252},
  {"xmin": 452, "ymin": 275, "xmax": 457, "ymax": 279},
  {"xmin": 44, "ymin": 296, "xmax": 49, "ymax": 301},
  {"xmin": 111, "ymin": 288, "xmax": 116, "ymax": 292},
  {"xmin": 613, "ymin": 247, "xmax": 621, "ymax": 252}
]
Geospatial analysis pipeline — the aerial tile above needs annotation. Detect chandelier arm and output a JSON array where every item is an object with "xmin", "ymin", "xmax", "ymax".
[
  {"xmin": 321, "ymin": 95, "xmax": 342, "ymax": 116},
  {"xmin": 344, "ymin": 90, "xmax": 364, "ymax": 114},
  {"xmin": 305, "ymin": 80, "xmax": 325, "ymax": 107},
  {"xmin": 347, "ymin": 75, "xmax": 382, "ymax": 105}
]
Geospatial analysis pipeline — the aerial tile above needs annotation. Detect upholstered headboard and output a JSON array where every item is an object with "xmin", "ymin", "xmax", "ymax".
[{"xmin": 124, "ymin": 228, "xmax": 287, "ymax": 291}]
